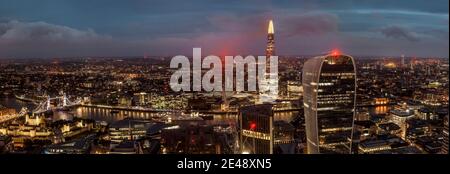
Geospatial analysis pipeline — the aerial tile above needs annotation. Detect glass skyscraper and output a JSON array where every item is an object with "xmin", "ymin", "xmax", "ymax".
[
  {"xmin": 442, "ymin": 115, "xmax": 449, "ymax": 154},
  {"xmin": 302, "ymin": 53, "xmax": 357, "ymax": 154},
  {"xmin": 238, "ymin": 104, "xmax": 274, "ymax": 154}
]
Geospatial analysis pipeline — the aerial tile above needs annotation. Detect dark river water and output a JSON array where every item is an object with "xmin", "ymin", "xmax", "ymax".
[
  {"xmin": 1, "ymin": 97, "xmax": 299, "ymax": 124},
  {"xmin": 1, "ymin": 97, "xmax": 388, "ymax": 124}
]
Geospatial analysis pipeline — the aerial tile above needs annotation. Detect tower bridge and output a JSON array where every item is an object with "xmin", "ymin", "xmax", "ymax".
[
  {"xmin": 1, "ymin": 93, "xmax": 81, "ymax": 124},
  {"xmin": 32, "ymin": 93, "xmax": 82, "ymax": 114}
]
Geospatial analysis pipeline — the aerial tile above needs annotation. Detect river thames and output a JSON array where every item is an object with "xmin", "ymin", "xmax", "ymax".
[{"xmin": 1, "ymin": 96, "xmax": 305, "ymax": 124}]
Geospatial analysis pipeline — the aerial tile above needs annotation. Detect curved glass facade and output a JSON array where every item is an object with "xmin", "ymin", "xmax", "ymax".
[{"xmin": 302, "ymin": 54, "xmax": 356, "ymax": 154}]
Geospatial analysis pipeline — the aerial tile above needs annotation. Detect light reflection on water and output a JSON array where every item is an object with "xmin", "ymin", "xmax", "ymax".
[
  {"xmin": 51, "ymin": 106, "xmax": 297, "ymax": 124},
  {"xmin": 70, "ymin": 106, "xmax": 296, "ymax": 124},
  {"xmin": 54, "ymin": 106, "xmax": 382, "ymax": 124},
  {"xmin": 2, "ymin": 97, "xmax": 314, "ymax": 124},
  {"xmin": 0, "ymin": 97, "xmax": 36, "ymax": 112}
]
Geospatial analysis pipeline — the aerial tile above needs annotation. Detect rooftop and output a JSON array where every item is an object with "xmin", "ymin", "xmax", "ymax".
[
  {"xmin": 390, "ymin": 109, "xmax": 414, "ymax": 117},
  {"xmin": 110, "ymin": 118, "xmax": 153, "ymax": 128},
  {"xmin": 239, "ymin": 104, "xmax": 273, "ymax": 117},
  {"xmin": 354, "ymin": 120, "xmax": 376, "ymax": 128},
  {"xmin": 360, "ymin": 139, "xmax": 389, "ymax": 148},
  {"xmin": 45, "ymin": 134, "xmax": 95, "ymax": 150},
  {"xmin": 406, "ymin": 119, "xmax": 428, "ymax": 127},
  {"xmin": 378, "ymin": 122, "xmax": 401, "ymax": 131},
  {"xmin": 376, "ymin": 146, "xmax": 423, "ymax": 154},
  {"xmin": 418, "ymin": 107, "xmax": 432, "ymax": 113},
  {"xmin": 146, "ymin": 122, "xmax": 170, "ymax": 135}
]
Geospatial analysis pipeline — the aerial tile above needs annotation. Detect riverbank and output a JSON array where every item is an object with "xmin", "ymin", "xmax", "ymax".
[{"xmin": 14, "ymin": 94, "xmax": 43, "ymax": 104}]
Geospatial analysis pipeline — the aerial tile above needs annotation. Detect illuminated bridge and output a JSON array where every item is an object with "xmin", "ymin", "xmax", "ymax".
[{"xmin": 33, "ymin": 93, "xmax": 82, "ymax": 114}]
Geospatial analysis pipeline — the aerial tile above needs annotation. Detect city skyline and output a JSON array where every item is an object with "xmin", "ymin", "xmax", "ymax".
[
  {"xmin": 0, "ymin": 0, "xmax": 449, "ymax": 156},
  {"xmin": 0, "ymin": 0, "xmax": 449, "ymax": 58}
]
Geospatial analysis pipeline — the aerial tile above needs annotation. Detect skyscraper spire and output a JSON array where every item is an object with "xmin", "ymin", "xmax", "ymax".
[
  {"xmin": 268, "ymin": 20, "xmax": 274, "ymax": 34},
  {"xmin": 266, "ymin": 20, "xmax": 275, "ymax": 58},
  {"xmin": 259, "ymin": 19, "xmax": 278, "ymax": 104}
]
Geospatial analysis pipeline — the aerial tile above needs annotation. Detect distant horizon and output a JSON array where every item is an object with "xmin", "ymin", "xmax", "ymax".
[
  {"xmin": 1, "ymin": 0, "xmax": 448, "ymax": 58},
  {"xmin": 0, "ymin": 54, "xmax": 448, "ymax": 60}
]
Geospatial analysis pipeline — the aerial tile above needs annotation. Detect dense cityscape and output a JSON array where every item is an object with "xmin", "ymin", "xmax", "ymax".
[
  {"xmin": 0, "ymin": 1, "xmax": 448, "ymax": 155},
  {"xmin": 1, "ymin": 20, "xmax": 448, "ymax": 154}
]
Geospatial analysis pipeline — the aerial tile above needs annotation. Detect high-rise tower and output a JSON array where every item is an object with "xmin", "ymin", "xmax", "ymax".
[
  {"xmin": 259, "ymin": 20, "xmax": 278, "ymax": 103},
  {"xmin": 401, "ymin": 54, "xmax": 405, "ymax": 67},
  {"xmin": 302, "ymin": 51, "xmax": 357, "ymax": 154},
  {"xmin": 266, "ymin": 20, "xmax": 275, "ymax": 58}
]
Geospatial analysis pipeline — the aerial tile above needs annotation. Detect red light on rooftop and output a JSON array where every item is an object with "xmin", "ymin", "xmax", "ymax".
[
  {"xmin": 331, "ymin": 49, "xmax": 341, "ymax": 56},
  {"xmin": 250, "ymin": 123, "xmax": 256, "ymax": 130}
]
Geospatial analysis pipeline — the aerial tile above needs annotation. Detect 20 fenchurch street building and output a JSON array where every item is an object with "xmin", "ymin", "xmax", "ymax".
[{"xmin": 302, "ymin": 53, "xmax": 357, "ymax": 154}]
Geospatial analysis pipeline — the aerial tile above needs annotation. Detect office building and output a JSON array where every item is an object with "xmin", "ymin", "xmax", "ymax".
[
  {"xmin": 259, "ymin": 20, "xmax": 278, "ymax": 103},
  {"xmin": 109, "ymin": 118, "xmax": 153, "ymax": 144},
  {"xmin": 390, "ymin": 104, "xmax": 415, "ymax": 139},
  {"xmin": 302, "ymin": 52, "xmax": 357, "ymax": 154},
  {"xmin": 238, "ymin": 104, "xmax": 274, "ymax": 154},
  {"xmin": 160, "ymin": 118, "xmax": 215, "ymax": 154},
  {"xmin": 273, "ymin": 120, "xmax": 296, "ymax": 154}
]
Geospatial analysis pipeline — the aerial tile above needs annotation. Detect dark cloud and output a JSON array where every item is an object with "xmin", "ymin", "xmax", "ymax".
[
  {"xmin": 415, "ymin": 27, "xmax": 449, "ymax": 40},
  {"xmin": 267, "ymin": 0, "xmax": 449, "ymax": 19},
  {"xmin": 0, "ymin": 20, "xmax": 122, "ymax": 58},
  {"xmin": 380, "ymin": 26, "xmax": 420, "ymax": 42},
  {"xmin": 280, "ymin": 13, "xmax": 338, "ymax": 37},
  {"xmin": 0, "ymin": 20, "xmax": 110, "ymax": 42}
]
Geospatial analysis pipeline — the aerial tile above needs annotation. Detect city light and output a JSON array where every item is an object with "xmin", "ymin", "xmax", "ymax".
[
  {"xmin": 0, "ymin": 1, "xmax": 447, "ymax": 157},
  {"xmin": 331, "ymin": 49, "xmax": 341, "ymax": 56},
  {"xmin": 250, "ymin": 123, "xmax": 257, "ymax": 130}
]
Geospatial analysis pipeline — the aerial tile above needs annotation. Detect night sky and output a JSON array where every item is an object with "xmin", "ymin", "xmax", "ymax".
[{"xmin": 0, "ymin": 0, "xmax": 448, "ymax": 58}]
